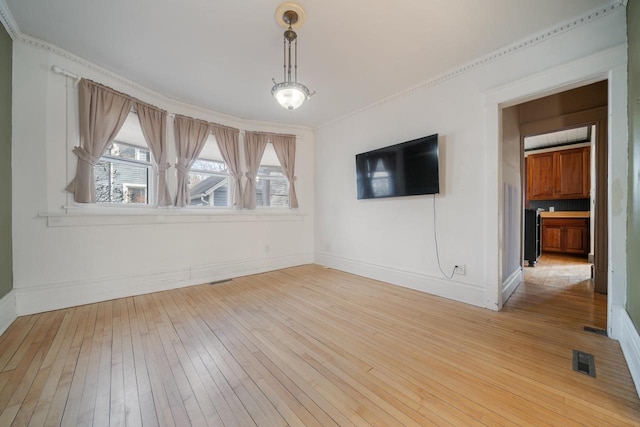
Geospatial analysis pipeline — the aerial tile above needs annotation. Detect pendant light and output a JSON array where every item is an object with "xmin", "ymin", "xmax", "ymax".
[{"xmin": 271, "ymin": 3, "xmax": 315, "ymax": 110}]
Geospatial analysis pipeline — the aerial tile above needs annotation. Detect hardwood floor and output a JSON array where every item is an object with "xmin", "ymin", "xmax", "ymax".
[{"xmin": 0, "ymin": 264, "xmax": 638, "ymax": 426}]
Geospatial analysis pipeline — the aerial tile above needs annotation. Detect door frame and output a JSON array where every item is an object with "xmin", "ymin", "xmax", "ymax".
[{"xmin": 485, "ymin": 45, "xmax": 628, "ymax": 339}]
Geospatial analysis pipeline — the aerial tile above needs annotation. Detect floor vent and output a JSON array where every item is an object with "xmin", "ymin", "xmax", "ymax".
[
  {"xmin": 209, "ymin": 279, "xmax": 232, "ymax": 285},
  {"xmin": 572, "ymin": 350, "xmax": 596, "ymax": 377},
  {"xmin": 584, "ymin": 326, "xmax": 607, "ymax": 336}
]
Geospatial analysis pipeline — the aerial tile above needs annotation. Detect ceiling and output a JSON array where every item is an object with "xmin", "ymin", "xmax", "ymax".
[
  {"xmin": 4, "ymin": 0, "xmax": 612, "ymax": 128},
  {"xmin": 524, "ymin": 126, "xmax": 592, "ymax": 151}
]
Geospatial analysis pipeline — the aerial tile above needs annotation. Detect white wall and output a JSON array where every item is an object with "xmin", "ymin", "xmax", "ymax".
[
  {"xmin": 12, "ymin": 40, "xmax": 315, "ymax": 315},
  {"xmin": 314, "ymin": 6, "xmax": 628, "ymax": 310}
]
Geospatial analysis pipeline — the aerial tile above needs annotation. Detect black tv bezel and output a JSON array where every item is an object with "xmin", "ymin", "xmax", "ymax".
[{"xmin": 356, "ymin": 134, "xmax": 439, "ymax": 200}]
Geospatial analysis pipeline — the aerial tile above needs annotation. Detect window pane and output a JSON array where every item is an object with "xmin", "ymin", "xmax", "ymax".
[
  {"xmin": 95, "ymin": 160, "xmax": 150, "ymax": 204},
  {"xmin": 255, "ymin": 177, "xmax": 289, "ymax": 208},
  {"xmin": 92, "ymin": 111, "xmax": 153, "ymax": 205},
  {"xmin": 191, "ymin": 159, "xmax": 227, "ymax": 173},
  {"xmin": 104, "ymin": 142, "xmax": 151, "ymax": 162},
  {"xmin": 255, "ymin": 143, "xmax": 289, "ymax": 207},
  {"xmin": 188, "ymin": 172, "xmax": 229, "ymax": 207}
]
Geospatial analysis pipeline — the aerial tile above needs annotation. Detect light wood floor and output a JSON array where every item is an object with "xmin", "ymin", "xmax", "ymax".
[{"xmin": 0, "ymin": 264, "xmax": 638, "ymax": 426}]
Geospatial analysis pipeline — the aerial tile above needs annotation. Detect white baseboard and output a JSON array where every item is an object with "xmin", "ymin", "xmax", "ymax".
[
  {"xmin": 315, "ymin": 252, "xmax": 485, "ymax": 307},
  {"xmin": 15, "ymin": 253, "xmax": 313, "ymax": 315},
  {"xmin": 501, "ymin": 268, "xmax": 523, "ymax": 306},
  {"xmin": 615, "ymin": 306, "xmax": 640, "ymax": 398},
  {"xmin": 0, "ymin": 290, "xmax": 17, "ymax": 336}
]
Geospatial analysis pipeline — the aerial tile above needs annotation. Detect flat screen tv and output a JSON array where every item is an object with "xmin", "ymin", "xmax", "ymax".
[{"xmin": 356, "ymin": 134, "xmax": 439, "ymax": 199}]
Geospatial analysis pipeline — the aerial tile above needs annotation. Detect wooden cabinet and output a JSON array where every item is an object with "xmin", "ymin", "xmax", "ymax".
[
  {"xmin": 541, "ymin": 218, "xmax": 589, "ymax": 255},
  {"xmin": 526, "ymin": 146, "xmax": 590, "ymax": 201}
]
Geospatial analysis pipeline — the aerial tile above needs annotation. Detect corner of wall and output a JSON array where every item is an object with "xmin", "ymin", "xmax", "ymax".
[{"xmin": 0, "ymin": 289, "xmax": 16, "ymax": 336}]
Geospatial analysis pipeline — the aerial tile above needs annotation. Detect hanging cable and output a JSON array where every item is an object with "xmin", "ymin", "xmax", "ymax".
[{"xmin": 433, "ymin": 194, "xmax": 456, "ymax": 279}]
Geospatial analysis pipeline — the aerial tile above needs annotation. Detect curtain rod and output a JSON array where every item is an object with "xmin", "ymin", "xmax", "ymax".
[
  {"xmin": 51, "ymin": 65, "xmax": 82, "ymax": 86},
  {"xmin": 51, "ymin": 65, "xmax": 301, "ymax": 139}
]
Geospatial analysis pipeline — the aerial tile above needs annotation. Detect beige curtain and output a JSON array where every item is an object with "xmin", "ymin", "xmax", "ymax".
[
  {"xmin": 271, "ymin": 134, "xmax": 299, "ymax": 208},
  {"xmin": 243, "ymin": 132, "xmax": 269, "ymax": 209},
  {"xmin": 211, "ymin": 124, "xmax": 243, "ymax": 209},
  {"xmin": 136, "ymin": 104, "xmax": 171, "ymax": 206},
  {"xmin": 66, "ymin": 79, "xmax": 133, "ymax": 203},
  {"xmin": 174, "ymin": 115, "xmax": 211, "ymax": 207}
]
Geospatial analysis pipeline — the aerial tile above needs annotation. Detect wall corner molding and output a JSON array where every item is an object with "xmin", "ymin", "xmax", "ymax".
[
  {"xmin": 614, "ymin": 306, "xmax": 640, "ymax": 398},
  {"xmin": 14, "ymin": 253, "xmax": 314, "ymax": 315},
  {"xmin": 501, "ymin": 268, "xmax": 523, "ymax": 307},
  {"xmin": 0, "ymin": 0, "xmax": 19, "ymax": 40},
  {"xmin": 0, "ymin": 290, "xmax": 17, "ymax": 336},
  {"xmin": 315, "ymin": 252, "xmax": 486, "ymax": 308}
]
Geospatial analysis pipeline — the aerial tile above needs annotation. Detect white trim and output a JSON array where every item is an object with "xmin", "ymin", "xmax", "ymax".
[
  {"xmin": 484, "ymin": 43, "xmax": 628, "ymax": 337},
  {"xmin": 38, "ymin": 209, "xmax": 306, "ymax": 227},
  {"xmin": 501, "ymin": 268, "xmax": 523, "ymax": 306},
  {"xmin": 0, "ymin": 0, "xmax": 19, "ymax": 40},
  {"xmin": 613, "ymin": 306, "xmax": 640, "ymax": 398},
  {"xmin": 315, "ymin": 252, "xmax": 486, "ymax": 308},
  {"xmin": 0, "ymin": 290, "xmax": 16, "ymax": 336},
  {"xmin": 14, "ymin": 253, "xmax": 313, "ymax": 315},
  {"xmin": 318, "ymin": 0, "xmax": 624, "ymax": 129}
]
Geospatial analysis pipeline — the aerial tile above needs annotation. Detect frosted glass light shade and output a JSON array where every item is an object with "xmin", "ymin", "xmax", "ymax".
[{"xmin": 271, "ymin": 81, "xmax": 312, "ymax": 110}]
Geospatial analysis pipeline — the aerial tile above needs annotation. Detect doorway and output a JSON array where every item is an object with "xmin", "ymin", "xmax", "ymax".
[{"xmin": 502, "ymin": 80, "xmax": 608, "ymax": 325}]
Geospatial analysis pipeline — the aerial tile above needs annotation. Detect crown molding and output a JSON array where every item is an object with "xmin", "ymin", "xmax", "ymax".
[
  {"xmin": 0, "ymin": 0, "xmax": 19, "ymax": 40},
  {"xmin": 13, "ymin": 35, "xmax": 314, "ymax": 135},
  {"xmin": 317, "ymin": 0, "xmax": 625, "ymax": 130}
]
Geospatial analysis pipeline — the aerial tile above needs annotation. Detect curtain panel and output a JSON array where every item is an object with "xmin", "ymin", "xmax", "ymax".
[
  {"xmin": 136, "ymin": 105, "xmax": 171, "ymax": 206},
  {"xmin": 66, "ymin": 79, "xmax": 133, "ymax": 203},
  {"xmin": 243, "ymin": 132, "xmax": 269, "ymax": 209},
  {"xmin": 271, "ymin": 134, "xmax": 299, "ymax": 208},
  {"xmin": 174, "ymin": 115, "xmax": 211, "ymax": 207},
  {"xmin": 211, "ymin": 125, "xmax": 243, "ymax": 209}
]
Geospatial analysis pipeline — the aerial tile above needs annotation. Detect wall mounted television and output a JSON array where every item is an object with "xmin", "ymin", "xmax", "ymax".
[{"xmin": 356, "ymin": 134, "xmax": 439, "ymax": 199}]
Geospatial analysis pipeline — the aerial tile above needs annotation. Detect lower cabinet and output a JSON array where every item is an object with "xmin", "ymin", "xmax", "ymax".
[{"xmin": 541, "ymin": 218, "xmax": 589, "ymax": 255}]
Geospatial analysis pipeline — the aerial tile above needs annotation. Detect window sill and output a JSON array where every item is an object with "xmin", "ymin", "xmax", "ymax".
[{"xmin": 38, "ymin": 205, "xmax": 306, "ymax": 227}]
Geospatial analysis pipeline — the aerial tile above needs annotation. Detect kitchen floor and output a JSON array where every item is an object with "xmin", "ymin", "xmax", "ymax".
[{"xmin": 524, "ymin": 253, "xmax": 592, "ymax": 290}]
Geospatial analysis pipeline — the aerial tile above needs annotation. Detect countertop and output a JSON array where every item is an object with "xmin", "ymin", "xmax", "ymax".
[{"xmin": 539, "ymin": 211, "xmax": 590, "ymax": 218}]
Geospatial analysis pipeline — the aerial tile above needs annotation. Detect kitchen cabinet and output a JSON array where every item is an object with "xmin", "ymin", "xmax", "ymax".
[
  {"xmin": 526, "ymin": 146, "xmax": 590, "ymax": 201},
  {"xmin": 541, "ymin": 217, "xmax": 589, "ymax": 255}
]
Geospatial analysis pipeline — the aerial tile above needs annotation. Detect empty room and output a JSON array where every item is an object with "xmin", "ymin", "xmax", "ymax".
[{"xmin": 1, "ymin": 0, "xmax": 640, "ymax": 425}]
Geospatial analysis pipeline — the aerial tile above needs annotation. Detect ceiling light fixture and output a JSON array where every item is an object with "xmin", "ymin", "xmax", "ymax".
[{"xmin": 272, "ymin": 3, "xmax": 315, "ymax": 110}]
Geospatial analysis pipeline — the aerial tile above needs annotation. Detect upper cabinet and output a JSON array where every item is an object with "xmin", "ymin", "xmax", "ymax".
[{"xmin": 526, "ymin": 146, "xmax": 590, "ymax": 201}]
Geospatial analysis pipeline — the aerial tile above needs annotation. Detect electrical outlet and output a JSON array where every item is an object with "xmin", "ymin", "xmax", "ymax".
[{"xmin": 454, "ymin": 264, "xmax": 466, "ymax": 275}]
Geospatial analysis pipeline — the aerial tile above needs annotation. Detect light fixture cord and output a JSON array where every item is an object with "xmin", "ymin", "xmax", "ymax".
[
  {"xmin": 283, "ymin": 38, "xmax": 286, "ymax": 82},
  {"xmin": 294, "ymin": 38, "xmax": 298, "ymax": 83}
]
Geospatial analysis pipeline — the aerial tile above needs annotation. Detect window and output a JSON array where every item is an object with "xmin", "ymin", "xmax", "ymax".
[
  {"xmin": 188, "ymin": 135, "xmax": 230, "ymax": 207},
  {"xmin": 94, "ymin": 112, "xmax": 153, "ymax": 205},
  {"xmin": 256, "ymin": 143, "xmax": 289, "ymax": 207}
]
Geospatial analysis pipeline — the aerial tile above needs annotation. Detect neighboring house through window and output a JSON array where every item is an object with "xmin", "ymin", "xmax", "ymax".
[
  {"xmin": 189, "ymin": 134, "xmax": 230, "ymax": 207},
  {"xmin": 94, "ymin": 112, "xmax": 153, "ymax": 204},
  {"xmin": 256, "ymin": 143, "xmax": 289, "ymax": 207}
]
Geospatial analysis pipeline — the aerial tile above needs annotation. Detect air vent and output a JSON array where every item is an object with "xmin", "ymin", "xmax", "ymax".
[
  {"xmin": 572, "ymin": 350, "xmax": 596, "ymax": 377},
  {"xmin": 209, "ymin": 279, "xmax": 231, "ymax": 285},
  {"xmin": 584, "ymin": 326, "xmax": 607, "ymax": 336}
]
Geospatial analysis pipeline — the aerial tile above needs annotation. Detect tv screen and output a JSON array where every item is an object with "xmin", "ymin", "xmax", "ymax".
[{"xmin": 356, "ymin": 134, "xmax": 439, "ymax": 199}]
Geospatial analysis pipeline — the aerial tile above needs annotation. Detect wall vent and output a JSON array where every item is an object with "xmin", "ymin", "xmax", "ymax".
[{"xmin": 583, "ymin": 326, "xmax": 607, "ymax": 336}]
